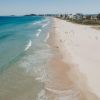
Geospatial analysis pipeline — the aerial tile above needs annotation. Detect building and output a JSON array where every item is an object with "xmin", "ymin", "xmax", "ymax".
[
  {"xmin": 90, "ymin": 14, "xmax": 98, "ymax": 20},
  {"xmin": 83, "ymin": 14, "xmax": 98, "ymax": 20},
  {"xmin": 73, "ymin": 13, "xmax": 84, "ymax": 20}
]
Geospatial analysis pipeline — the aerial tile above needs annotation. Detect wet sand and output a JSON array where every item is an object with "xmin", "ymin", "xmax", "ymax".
[{"xmin": 45, "ymin": 20, "xmax": 83, "ymax": 100}]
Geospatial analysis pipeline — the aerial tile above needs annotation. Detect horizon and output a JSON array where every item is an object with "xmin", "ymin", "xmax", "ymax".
[
  {"xmin": 0, "ymin": 0, "xmax": 100, "ymax": 16},
  {"xmin": 0, "ymin": 13, "xmax": 100, "ymax": 17}
]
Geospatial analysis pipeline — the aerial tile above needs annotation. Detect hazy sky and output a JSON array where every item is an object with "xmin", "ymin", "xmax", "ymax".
[{"xmin": 0, "ymin": 0, "xmax": 100, "ymax": 15}]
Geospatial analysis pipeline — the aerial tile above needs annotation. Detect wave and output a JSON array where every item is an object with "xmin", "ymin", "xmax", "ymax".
[
  {"xmin": 42, "ymin": 23, "xmax": 48, "ymax": 28},
  {"xmin": 24, "ymin": 40, "xmax": 32, "ymax": 51},
  {"xmin": 33, "ymin": 18, "xmax": 49, "ymax": 25},
  {"xmin": 45, "ymin": 87, "xmax": 80, "ymax": 99},
  {"xmin": 0, "ymin": 33, "xmax": 13, "ymax": 40},
  {"xmin": 36, "ymin": 29, "xmax": 42, "ymax": 37},
  {"xmin": 33, "ymin": 21, "xmax": 42, "ymax": 25},
  {"xmin": 42, "ymin": 21, "xmax": 49, "ymax": 28},
  {"xmin": 38, "ymin": 29, "xmax": 42, "ymax": 32}
]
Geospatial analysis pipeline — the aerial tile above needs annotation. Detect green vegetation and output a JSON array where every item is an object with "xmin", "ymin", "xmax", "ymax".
[{"xmin": 68, "ymin": 13, "xmax": 100, "ymax": 25}]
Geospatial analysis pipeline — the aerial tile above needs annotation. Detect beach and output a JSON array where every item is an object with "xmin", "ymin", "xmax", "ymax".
[
  {"xmin": 47, "ymin": 18, "xmax": 100, "ymax": 100},
  {"xmin": 0, "ymin": 16, "xmax": 100, "ymax": 100}
]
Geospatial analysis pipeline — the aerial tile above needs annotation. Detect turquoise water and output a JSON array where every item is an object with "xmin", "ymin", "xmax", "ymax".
[{"xmin": 0, "ymin": 16, "xmax": 53, "ymax": 100}]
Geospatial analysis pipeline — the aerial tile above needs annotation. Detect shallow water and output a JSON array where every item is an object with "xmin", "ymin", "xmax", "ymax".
[{"xmin": 0, "ymin": 16, "xmax": 53, "ymax": 100}]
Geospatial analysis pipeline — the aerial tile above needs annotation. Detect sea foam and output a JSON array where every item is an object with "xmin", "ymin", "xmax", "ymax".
[
  {"xmin": 25, "ymin": 40, "xmax": 32, "ymax": 51},
  {"xmin": 33, "ymin": 21, "xmax": 42, "ymax": 25},
  {"xmin": 42, "ymin": 21, "xmax": 49, "ymax": 28},
  {"xmin": 42, "ymin": 23, "xmax": 48, "ymax": 28},
  {"xmin": 33, "ymin": 18, "xmax": 49, "ymax": 25},
  {"xmin": 36, "ymin": 29, "xmax": 42, "ymax": 37}
]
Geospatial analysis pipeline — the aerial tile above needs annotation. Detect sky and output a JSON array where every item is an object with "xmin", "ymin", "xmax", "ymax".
[{"xmin": 0, "ymin": 0, "xmax": 100, "ymax": 15}]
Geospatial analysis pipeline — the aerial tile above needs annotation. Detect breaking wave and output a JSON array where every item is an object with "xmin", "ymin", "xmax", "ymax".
[
  {"xmin": 36, "ymin": 29, "xmax": 42, "ymax": 37},
  {"xmin": 24, "ymin": 40, "xmax": 32, "ymax": 51}
]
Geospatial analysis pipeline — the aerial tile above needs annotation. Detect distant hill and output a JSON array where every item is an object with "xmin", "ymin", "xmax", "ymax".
[{"xmin": 24, "ymin": 14, "xmax": 37, "ymax": 16}]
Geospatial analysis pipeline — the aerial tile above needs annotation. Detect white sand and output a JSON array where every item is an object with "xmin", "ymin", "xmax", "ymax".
[{"xmin": 54, "ymin": 18, "xmax": 100, "ymax": 98}]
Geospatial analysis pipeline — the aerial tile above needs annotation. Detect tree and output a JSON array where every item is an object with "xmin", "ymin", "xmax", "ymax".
[
  {"xmin": 97, "ymin": 14, "xmax": 100, "ymax": 20},
  {"xmin": 86, "ymin": 15, "xmax": 91, "ymax": 20}
]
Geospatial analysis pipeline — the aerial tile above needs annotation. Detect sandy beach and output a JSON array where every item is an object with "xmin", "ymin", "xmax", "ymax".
[{"xmin": 46, "ymin": 18, "xmax": 100, "ymax": 100}]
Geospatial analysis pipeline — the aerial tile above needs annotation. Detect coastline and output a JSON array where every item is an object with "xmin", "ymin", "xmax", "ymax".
[
  {"xmin": 46, "ymin": 18, "xmax": 84, "ymax": 99},
  {"xmin": 46, "ymin": 18, "xmax": 100, "ymax": 100}
]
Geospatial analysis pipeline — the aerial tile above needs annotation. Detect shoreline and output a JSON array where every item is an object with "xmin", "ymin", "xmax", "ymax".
[
  {"xmin": 46, "ymin": 18, "xmax": 84, "ymax": 99},
  {"xmin": 45, "ymin": 18, "xmax": 100, "ymax": 100}
]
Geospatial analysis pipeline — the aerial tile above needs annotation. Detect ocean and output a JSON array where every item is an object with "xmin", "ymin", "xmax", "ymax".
[{"xmin": 0, "ymin": 16, "xmax": 53, "ymax": 100}]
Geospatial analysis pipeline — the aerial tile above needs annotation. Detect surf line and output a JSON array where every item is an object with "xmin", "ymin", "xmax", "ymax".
[
  {"xmin": 25, "ymin": 40, "xmax": 32, "ymax": 51},
  {"xmin": 45, "ymin": 87, "xmax": 76, "ymax": 95},
  {"xmin": 42, "ymin": 23, "xmax": 48, "ymax": 28},
  {"xmin": 36, "ymin": 29, "xmax": 42, "ymax": 37},
  {"xmin": 33, "ymin": 21, "xmax": 42, "ymax": 25}
]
